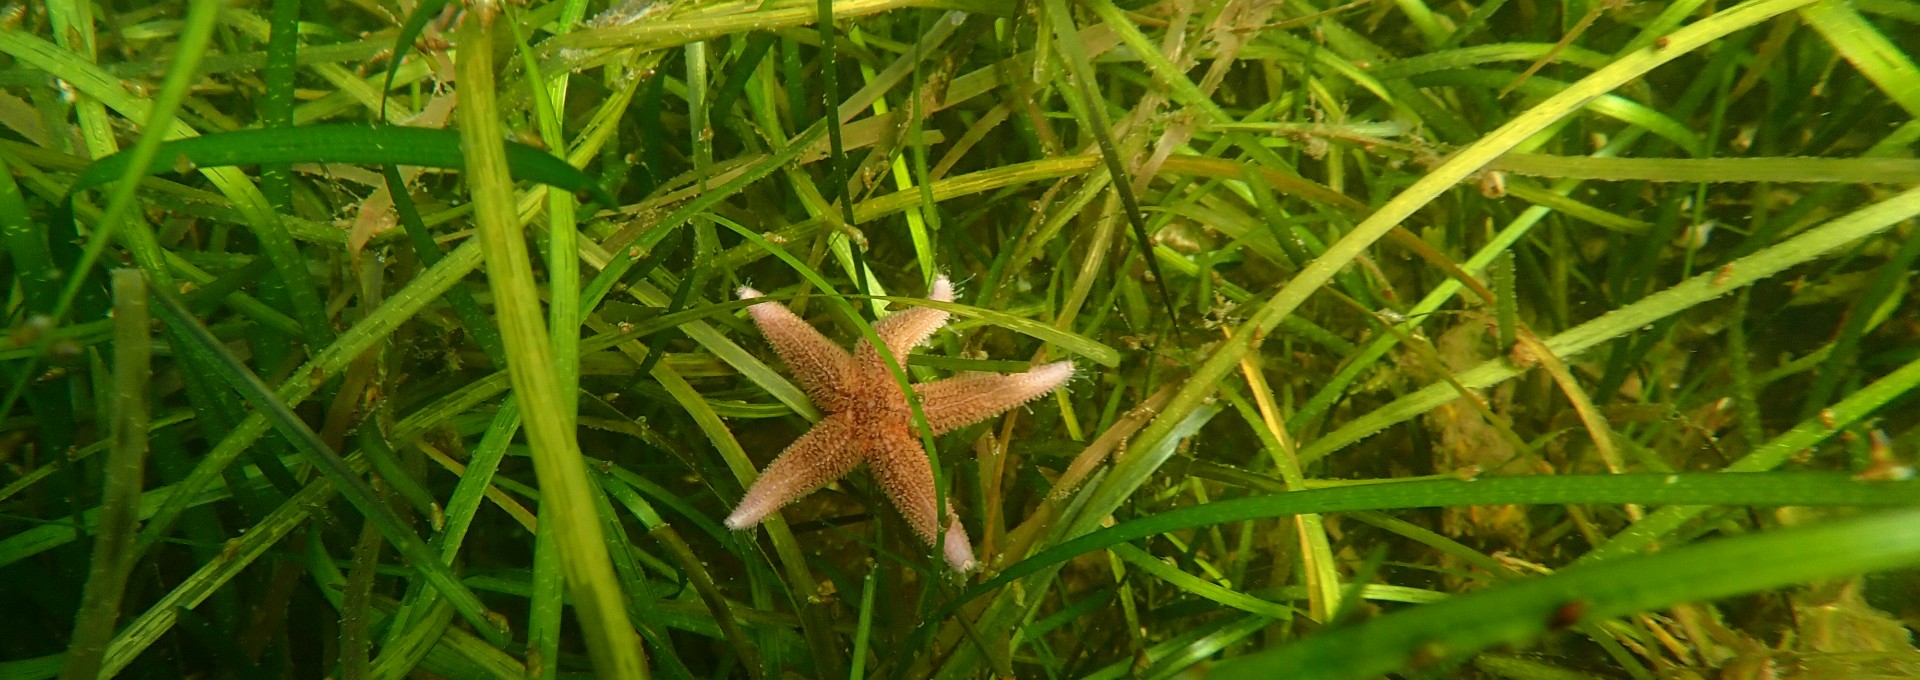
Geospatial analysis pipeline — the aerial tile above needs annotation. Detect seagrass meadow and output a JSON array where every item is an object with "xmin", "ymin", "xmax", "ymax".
[{"xmin": 4, "ymin": 0, "xmax": 1920, "ymax": 677}]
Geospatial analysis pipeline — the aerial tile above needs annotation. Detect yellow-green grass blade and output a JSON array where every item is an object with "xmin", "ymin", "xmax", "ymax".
[
  {"xmin": 929, "ymin": 472, "xmax": 1920, "ymax": 627},
  {"xmin": 1800, "ymin": 0, "xmax": 1920, "ymax": 117},
  {"xmin": 58, "ymin": 270, "xmax": 152, "ymax": 680},
  {"xmin": 553, "ymin": 0, "xmax": 971, "ymax": 51},
  {"xmin": 454, "ymin": 15, "xmax": 647, "ymax": 678},
  {"xmin": 1209, "ymin": 506, "xmax": 1920, "ymax": 680},
  {"xmin": 1490, "ymin": 153, "xmax": 1920, "ymax": 183},
  {"xmin": 1404, "ymin": 69, "xmax": 1705, "ymax": 156}
]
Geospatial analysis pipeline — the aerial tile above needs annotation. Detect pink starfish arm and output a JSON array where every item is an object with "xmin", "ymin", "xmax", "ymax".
[
  {"xmin": 865, "ymin": 431, "xmax": 978, "ymax": 572},
  {"xmin": 912, "ymin": 361, "xmax": 1076, "ymax": 435},
  {"xmin": 862, "ymin": 275, "xmax": 955, "ymax": 361},
  {"xmin": 725, "ymin": 414, "xmax": 862, "ymax": 530},
  {"xmin": 738, "ymin": 286, "xmax": 854, "ymax": 407}
]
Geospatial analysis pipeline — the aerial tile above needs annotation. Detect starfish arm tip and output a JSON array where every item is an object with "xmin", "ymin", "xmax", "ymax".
[
  {"xmin": 930, "ymin": 274, "xmax": 955, "ymax": 302},
  {"xmin": 1033, "ymin": 360, "xmax": 1077, "ymax": 388},
  {"xmin": 723, "ymin": 509, "xmax": 759, "ymax": 530},
  {"xmin": 944, "ymin": 519, "xmax": 978, "ymax": 572},
  {"xmin": 737, "ymin": 285, "xmax": 764, "ymax": 300}
]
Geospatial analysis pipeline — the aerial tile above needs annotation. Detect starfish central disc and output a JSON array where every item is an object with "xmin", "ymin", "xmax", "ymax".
[{"xmin": 725, "ymin": 275, "xmax": 1074, "ymax": 572}]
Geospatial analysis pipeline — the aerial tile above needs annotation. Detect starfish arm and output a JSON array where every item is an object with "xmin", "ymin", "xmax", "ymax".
[
  {"xmin": 864, "ymin": 275, "xmax": 955, "ymax": 361},
  {"xmin": 725, "ymin": 414, "xmax": 862, "ymax": 530},
  {"xmin": 866, "ymin": 432, "xmax": 977, "ymax": 571},
  {"xmin": 912, "ymin": 361, "xmax": 1076, "ymax": 435},
  {"xmin": 739, "ymin": 286, "xmax": 854, "ymax": 404}
]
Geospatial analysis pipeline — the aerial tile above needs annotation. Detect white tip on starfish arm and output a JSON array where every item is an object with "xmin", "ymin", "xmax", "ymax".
[
  {"xmin": 723, "ymin": 490, "xmax": 778, "ymax": 530},
  {"xmin": 943, "ymin": 517, "xmax": 978, "ymax": 572},
  {"xmin": 868, "ymin": 275, "xmax": 959, "ymax": 358},
  {"xmin": 1028, "ymin": 360, "xmax": 1076, "ymax": 389},
  {"xmin": 723, "ymin": 510, "xmax": 755, "ymax": 531},
  {"xmin": 737, "ymin": 285, "xmax": 764, "ymax": 300},
  {"xmin": 929, "ymin": 274, "xmax": 954, "ymax": 303}
]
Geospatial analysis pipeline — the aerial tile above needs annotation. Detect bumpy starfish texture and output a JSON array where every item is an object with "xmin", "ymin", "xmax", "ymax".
[{"xmin": 726, "ymin": 275, "xmax": 1074, "ymax": 571}]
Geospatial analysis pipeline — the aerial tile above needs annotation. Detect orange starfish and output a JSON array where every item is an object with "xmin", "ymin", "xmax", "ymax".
[{"xmin": 725, "ymin": 276, "xmax": 1074, "ymax": 571}]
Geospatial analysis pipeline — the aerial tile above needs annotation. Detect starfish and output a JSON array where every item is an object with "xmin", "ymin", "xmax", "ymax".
[{"xmin": 725, "ymin": 275, "xmax": 1074, "ymax": 571}]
